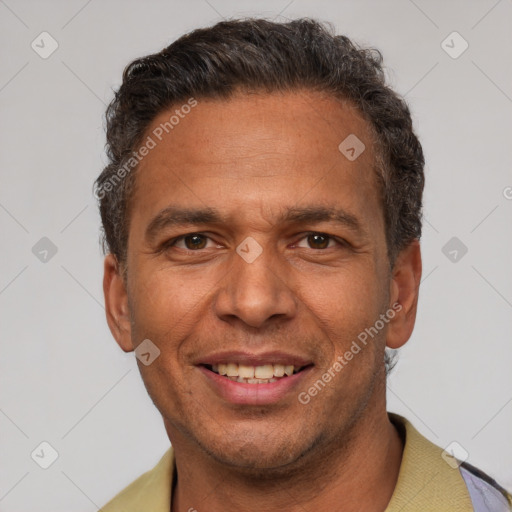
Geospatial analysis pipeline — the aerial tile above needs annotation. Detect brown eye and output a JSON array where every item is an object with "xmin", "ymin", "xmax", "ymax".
[
  {"xmin": 162, "ymin": 232, "xmax": 222, "ymax": 253},
  {"xmin": 303, "ymin": 233, "xmax": 333, "ymax": 249},
  {"xmin": 182, "ymin": 234, "xmax": 208, "ymax": 250}
]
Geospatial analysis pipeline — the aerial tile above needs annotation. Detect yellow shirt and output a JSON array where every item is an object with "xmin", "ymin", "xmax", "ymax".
[{"xmin": 101, "ymin": 414, "xmax": 511, "ymax": 511}]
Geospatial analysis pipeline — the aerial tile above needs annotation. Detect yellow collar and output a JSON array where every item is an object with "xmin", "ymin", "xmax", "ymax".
[{"xmin": 385, "ymin": 413, "xmax": 473, "ymax": 511}]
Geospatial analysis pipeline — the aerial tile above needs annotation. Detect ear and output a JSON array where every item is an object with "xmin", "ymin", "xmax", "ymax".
[
  {"xmin": 103, "ymin": 254, "xmax": 133, "ymax": 352},
  {"xmin": 386, "ymin": 240, "xmax": 422, "ymax": 349}
]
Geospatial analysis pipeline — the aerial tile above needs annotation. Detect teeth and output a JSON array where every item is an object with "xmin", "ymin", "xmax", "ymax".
[
  {"xmin": 273, "ymin": 364, "xmax": 285, "ymax": 377},
  {"xmin": 209, "ymin": 363, "xmax": 300, "ymax": 380},
  {"xmin": 238, "ymin": 364, "xmax": 255, "ymax": 379},
  {"xmin": 254, "ymin": 364, "xmax": 274, "ymax": 379},
  {"xmin": 226, "ymin": 363, "xmax": 238, "ymax": 376}
]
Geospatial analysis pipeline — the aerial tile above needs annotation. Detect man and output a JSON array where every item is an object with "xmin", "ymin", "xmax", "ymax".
[{"xmin": 96, "ymin": 18, "xmax": 511, "ymax": 511}]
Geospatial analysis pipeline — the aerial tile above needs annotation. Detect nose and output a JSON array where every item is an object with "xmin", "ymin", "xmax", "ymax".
[{"xmin": 213, "ymin": 241, "xmax": 298, "ymax": 329}]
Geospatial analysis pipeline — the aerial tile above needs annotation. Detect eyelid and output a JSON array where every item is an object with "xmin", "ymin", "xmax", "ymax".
[
  {"xmin": 162, "ymin": 232, "xmax": 219, "ymax": 250},
  {"xmin": 162, "ymin": 231, "xmax": 346, "ymax": 251},
  {"xmin": 292, "ymin": 231, "xmax": 345, "ymax": 249}
]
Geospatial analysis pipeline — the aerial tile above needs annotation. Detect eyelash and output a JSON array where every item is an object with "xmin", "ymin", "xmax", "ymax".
[{"xmin": 162, "ymin": 232, "xmax": 346, "ymax": 252}]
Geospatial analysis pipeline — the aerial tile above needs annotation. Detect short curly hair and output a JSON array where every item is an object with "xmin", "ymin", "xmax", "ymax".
[{"xmin": 95, "ymin": 17, "xmax": 424, "ymax": 270}]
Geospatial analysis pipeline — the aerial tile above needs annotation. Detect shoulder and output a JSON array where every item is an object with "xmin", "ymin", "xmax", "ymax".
[
  {"xmin": 459, "ymin": 461, "xmax": 512, "ymax": 512},
  {"xmin": 386, "ymin": 413, "xmax": 512, "ymax": 511},
  {"xmin": 101, "ymin": 448, "xmax": 175, "ymax": 512}
]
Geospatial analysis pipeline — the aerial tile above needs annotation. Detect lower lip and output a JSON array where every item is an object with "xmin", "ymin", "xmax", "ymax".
[{"xmin": 198, "ymin": 365, "xmax": 312, "ymax": 405}]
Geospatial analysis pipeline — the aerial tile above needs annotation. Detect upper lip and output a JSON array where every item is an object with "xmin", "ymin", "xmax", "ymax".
[{"xmin": 196, "ymin": 351, "xmax": 313, "ymax": 367}]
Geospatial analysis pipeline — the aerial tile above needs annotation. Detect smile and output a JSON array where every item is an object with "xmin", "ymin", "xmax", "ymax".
[
  {"xmin": 204, "ymin": 363, "xmax": 305, "ymax": 384},
  {"xmin": 197, "ymin": 351, "xmax": 313, "ymax": 404}
]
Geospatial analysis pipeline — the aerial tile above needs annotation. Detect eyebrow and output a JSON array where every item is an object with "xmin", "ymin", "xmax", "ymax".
[{"xmin": 145, "ymin": 205, "xmax": 366, "ymax": 243}]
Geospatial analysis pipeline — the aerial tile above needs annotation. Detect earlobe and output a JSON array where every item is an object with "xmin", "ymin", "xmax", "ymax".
[
  {"xmin": 386, "ymin": 240, "xmax": 422, "ymax": 350},
  {"xmin": 103, "ymin": 254, "xmax": 134, "ymax": 352}
]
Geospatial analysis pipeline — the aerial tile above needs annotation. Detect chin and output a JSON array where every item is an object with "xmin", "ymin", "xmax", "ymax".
[
  {"xmin": 195, "ymin": 424, "xmax": 319, "ymax": 475},
  {"xmin": 210, "ymin": 448, "xmax": 302, "ymax": 475}
]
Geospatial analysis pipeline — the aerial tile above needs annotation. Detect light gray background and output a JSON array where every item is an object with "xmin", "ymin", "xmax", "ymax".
[{"xmin": 1, "ymin": 0, "xmax": 511, "ymax": 510}]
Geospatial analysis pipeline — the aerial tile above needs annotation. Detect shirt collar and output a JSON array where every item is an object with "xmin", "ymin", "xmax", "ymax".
[{"xmin": 103, "ymin": 413, "xmax": 473, "ymax": 511}]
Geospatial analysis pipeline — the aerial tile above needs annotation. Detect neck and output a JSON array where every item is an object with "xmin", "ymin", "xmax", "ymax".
[{"xmin": 169, "ymin": 403, "xmax": 403, "ymax": 512}]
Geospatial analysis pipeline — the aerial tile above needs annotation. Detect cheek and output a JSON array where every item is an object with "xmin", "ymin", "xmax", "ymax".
[
  {"xmin": 128, "ymin": 265, "xmax": 210, "ymax": 343},
  {"xmin": 128, "ymin": 269, "xmax": 202, "ymax": 404},
  {"xmin": 298, "ymin": 264, "xmax": 387, "ymax": 364},
  {"xmin": 302, "ymin": 263, "xmax": 383, "ymax": 320}
]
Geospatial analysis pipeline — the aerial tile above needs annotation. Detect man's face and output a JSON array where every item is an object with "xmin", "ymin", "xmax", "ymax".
[{"xmin": 119, "ymin": 90, "xmax": 395, "ymax": 470}]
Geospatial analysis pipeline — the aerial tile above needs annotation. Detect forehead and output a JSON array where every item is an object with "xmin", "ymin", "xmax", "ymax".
[{"xmin": 130, "ymin": 90, "xmax": 382, "ymax": 234}]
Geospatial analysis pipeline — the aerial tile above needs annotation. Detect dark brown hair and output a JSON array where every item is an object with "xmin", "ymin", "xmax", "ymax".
[{"xmin": 95, "ymin": 17, "xmax": 424, "ymax": 269}]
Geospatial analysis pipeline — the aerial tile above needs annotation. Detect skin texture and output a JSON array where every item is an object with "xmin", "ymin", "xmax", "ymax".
[{"xmin": 103, "ymin": 90, "xmax": 422, "ymax": 511}]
